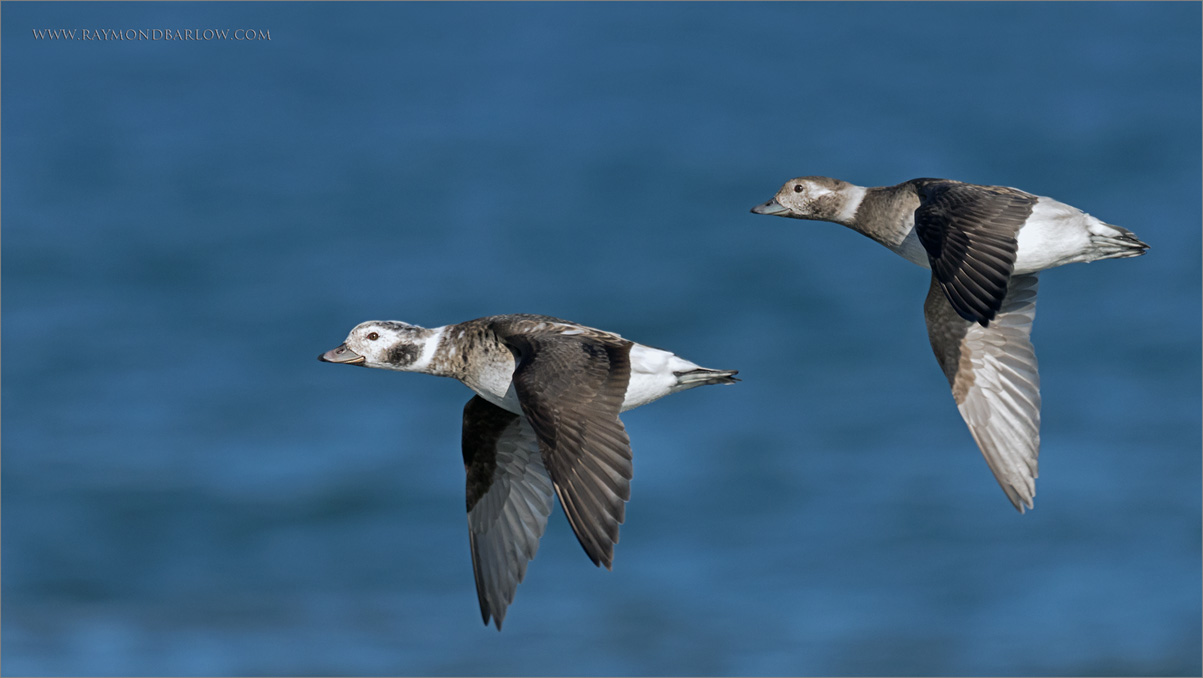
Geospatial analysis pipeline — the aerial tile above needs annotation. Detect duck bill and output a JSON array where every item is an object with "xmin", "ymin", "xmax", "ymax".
[
  {"xmin": 751, "ymin": 198, "xmax": 789, "ymax": 216},
  {"xmin": 319, "ymin": 343, "xmax": 366, "ymax": 365}
]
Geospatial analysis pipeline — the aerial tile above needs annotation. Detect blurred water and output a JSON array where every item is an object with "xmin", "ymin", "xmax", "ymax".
[{"xmin": 2, "ymin": 2, "xmax": 1200, "ymax": 675}]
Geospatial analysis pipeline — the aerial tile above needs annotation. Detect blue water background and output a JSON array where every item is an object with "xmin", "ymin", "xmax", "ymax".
[{"xmin": 3, "ymin": 2, "xmax": 1200, "ymax": 675}]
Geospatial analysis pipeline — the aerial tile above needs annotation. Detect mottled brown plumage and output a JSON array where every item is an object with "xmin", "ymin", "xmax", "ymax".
[
  {"xmin": 753, "ymin": 175, "xmax": 1146, "ymax": 511},
  {"xmin": 320, "ymin": 313, "xmax": 737, "ymax": 628}
]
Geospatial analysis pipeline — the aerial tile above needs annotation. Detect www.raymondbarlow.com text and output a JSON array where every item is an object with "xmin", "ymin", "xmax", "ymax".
[{"xmin": 32, "ymin": 28, "xmax": 271, "ymax": 41}]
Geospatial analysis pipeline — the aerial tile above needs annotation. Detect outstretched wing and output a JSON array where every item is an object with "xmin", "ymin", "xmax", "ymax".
[
  {"xmin": 462, "ymin": 396, "xmax": 555, "ymax": 629},
  {"xmin": 913, "ymin": 180, "xmax": 1034, "ymax": 326},
  {"xmin": 924, "ymin": 273, "xmax": 1041, "ymax": 511},
  {"xmin": 503, "ymin": 332, "xmax": 634, "ymax": 570}
]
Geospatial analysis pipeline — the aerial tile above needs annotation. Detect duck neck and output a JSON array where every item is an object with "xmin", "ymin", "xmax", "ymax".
[
  {"xmin": 829, "ymin": 183, "xmax": 868, "ymax": 228},
  {"xmin": 844, "ymin": 184, "xmax": 922, "ymax": 250},
  {"xmin": 410, "ymin": 326, "xmax": 452, "ymax": 377}
]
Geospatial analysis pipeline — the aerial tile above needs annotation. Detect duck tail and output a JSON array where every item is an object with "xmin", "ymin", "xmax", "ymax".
[
  {"xmin": 673, "ymin": 368, "xmax": 740, "ymax": 387},
  {"xmin": 1091, "ymin": 223, "xmax": 1149, "ymax": 260}
]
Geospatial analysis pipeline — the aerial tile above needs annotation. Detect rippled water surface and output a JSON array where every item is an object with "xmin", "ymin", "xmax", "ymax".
[{"xmin": 3, "ymin": 2, "xmax": 1200, "ymax": 675}]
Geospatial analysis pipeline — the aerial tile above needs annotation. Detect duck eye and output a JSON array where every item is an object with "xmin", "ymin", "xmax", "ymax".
[
  {"xmin": 367, "ymin": 332, "xmax": 379, "ymax": 341},
  {"xmin": 793, "ymin": 184, "xmax": 804, "ymax": 193}
]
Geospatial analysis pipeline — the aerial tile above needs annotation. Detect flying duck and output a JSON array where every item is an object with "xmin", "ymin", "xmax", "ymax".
[
  {"xmin": 319, "ymin": 314, "xmax": 738, "ymax": 628},
  {"xmin": 752, "ymin": 176, "xmax": 1148, "ymax": 512}
]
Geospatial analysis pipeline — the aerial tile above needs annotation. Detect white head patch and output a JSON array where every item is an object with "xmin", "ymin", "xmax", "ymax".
[{"xmin": 342, "ymin": 321, "xmax": 441, "ymax": 372}]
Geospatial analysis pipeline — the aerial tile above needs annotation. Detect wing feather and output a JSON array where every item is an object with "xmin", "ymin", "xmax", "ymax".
[
  {"xmin": 463, "ymin": 396, "xmax": 555, "ymax": 629},
  {"xmin": 924, "ymin": 273, "xmax": 1042, "ymax": 511},
  {"xmin": 500, "ymin": 328, "xmax": 634, "ymax": 570},
  {"xmin": 913, "ymin": 180, "xmax": 1035, "ymax": 326}
]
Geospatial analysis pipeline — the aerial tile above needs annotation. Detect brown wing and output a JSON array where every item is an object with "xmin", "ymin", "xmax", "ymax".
[
  {"xmin": 502, "ymin": 331, "xmax": 634, "ymax": 570},
  {"xmin": 462, "ymin": 396, "xmax": 555, "ymax": 629},
  {"xmin": 913, "ymin": 180, "xmax": 1035, "ymax": 326},
  {"xmin": 925, "ymin": 273, "xmax": 1041, "ymax": 512}
]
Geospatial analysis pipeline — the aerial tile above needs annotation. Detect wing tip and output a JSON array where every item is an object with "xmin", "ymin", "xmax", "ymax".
[
  {"xmin": 582, "ymin": 543, "xmax": 615, "ymax": 570},
  {"xmin": 479, "ymin": 593, "xmax": 508, "ymax": 630},
  {"xmin": 1004, "ymin": 485, "xmax": 1036, "ymax": 514}
]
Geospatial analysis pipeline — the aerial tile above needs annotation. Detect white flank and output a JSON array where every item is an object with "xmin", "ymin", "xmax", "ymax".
[
  {"xmin": 622, "ymin": 344, "xmax": 701, "ymax": 412},
  {"xmin": 1013, "ymin": 197, "xmax": 1095, "ymax": 274}
]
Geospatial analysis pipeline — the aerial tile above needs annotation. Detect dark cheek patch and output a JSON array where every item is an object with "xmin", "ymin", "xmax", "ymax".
[
  {"xmin": 387, "ymin": 344, "xmax": 420, "ymax": 366},
  {"xmin": 811, "ymin": 194, "xmax": 841, "ymax": 219}
]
